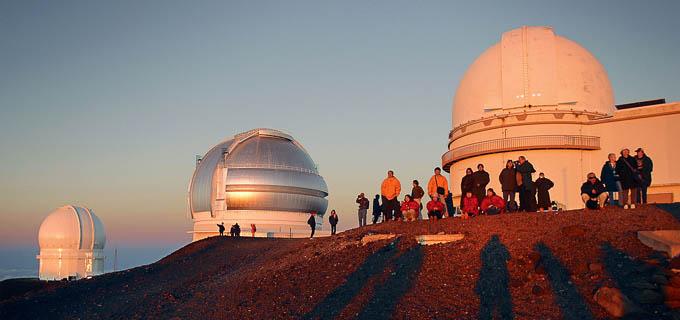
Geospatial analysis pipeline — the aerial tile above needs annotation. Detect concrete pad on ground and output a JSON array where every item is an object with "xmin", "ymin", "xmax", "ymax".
[
  {"xmin": 638, "ymin": 230, "xmax": 680, "ymax": 257},
  {"xmin": 361, "ymin": 233, "xmax": 397, "ymax": 245},
  {"xmin": 416, "ymin": 234, "xmax": 464, "ymax": 246}
]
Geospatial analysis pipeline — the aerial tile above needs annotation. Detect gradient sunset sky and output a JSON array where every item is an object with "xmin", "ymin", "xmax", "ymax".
[{"xmin": 1, "ymin": 0, "xmax": 679, "ymax": 249}]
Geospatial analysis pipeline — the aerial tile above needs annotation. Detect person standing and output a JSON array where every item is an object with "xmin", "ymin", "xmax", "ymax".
[
  {"xmin": 445, "ymin": 193, "xmax": 455, "ymax": 218},
  {"xmin": 460, "ymin": 168, "xmax": 474, "ymax": 208},
  {"xmin": 600, "ymin": 153, "xmax": 621, "ymax": 207},
  {"xmin": 499, "ymin": 160, "xmax": 517, "ymax": 204},
  {"xmin": 617, "ymin": 148, "xmax": 639, "ymax": 209},
  {"xmin": 380, "ymin": 170, "xmax": 401, "ymax": 221},
  {"xmin": 307, "ymin": 212, "xmax": 317, "ymax": 239},
  {"xmin": 635, "ymin": 148, "xmax": 653, "ymax": 204},
  {"xmin": 356, "ymin": 193, "xmax": 369, "ymax": 227},
  {"xmin": 515, "ymin": 156, "xmax": 537, "ymax": 212},
  {"xmin": 428, "ymin": 167, "xmax": 450, "ymax": 217},
  {"xmin": 372, "ymin": 194, "xmax": 382, "ymax": 224},
  {"xmin": 250, "ymin": 224, "xmax": 256, "ymax": 238},
  {"xmin": 411, "ymin": 180, "xmax": 425, "ymax": 220},
  {"xmin": 534, "ymin": 173, "xmax": 554, "ymax": 213},
  {"xmin": 472, "ymin": 164, "xmax": 490, "ymax": 204},
  {"xmin": 328, "ymin": 210, "xmax": 339, "ymax": 235},
  {"xmin": 217, "ymin": 222, "xmax": 225, "ymax": 236}
]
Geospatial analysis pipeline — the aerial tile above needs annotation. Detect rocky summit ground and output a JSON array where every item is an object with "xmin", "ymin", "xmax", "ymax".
[{"xmin": 3, "ymin": 204, "xmax": 680, "ymax": 320}]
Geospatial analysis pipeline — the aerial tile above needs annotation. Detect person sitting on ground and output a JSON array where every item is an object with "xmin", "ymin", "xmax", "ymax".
[
  {"xmin": 217, "ymin": 222, "xmax": 225, "ymax": 236},
  {"xmin": 581, "ymin": 173, "xmax": 608, "ymax": 209},
  {"xmin": 426, "ymin": 194, "xmax": 446, "ymax": 221},
  {"xmin": 400, "ymin": 194, "xmax": 419, "ymax": 222},
  {"xmin": 480, "ymin": 188, "xmax": 506, "ymax": 215},
  {"xmin": 462, "ymin": 191, "xmax": 479, "ymax": 218}
]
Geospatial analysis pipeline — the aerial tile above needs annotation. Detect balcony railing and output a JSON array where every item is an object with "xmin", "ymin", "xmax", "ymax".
[{"xmin": 442, "ymin": 135, "xmax": 600, "ymax": 169}]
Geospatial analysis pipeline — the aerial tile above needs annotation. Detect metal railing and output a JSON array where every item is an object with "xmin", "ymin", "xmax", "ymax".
[{"xmin": 443, "ymin": 135, "xmax": 600, "ymax": 165}]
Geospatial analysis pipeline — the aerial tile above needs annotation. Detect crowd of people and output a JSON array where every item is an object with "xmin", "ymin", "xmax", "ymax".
[
  {"xmin": 339, "ymin": 148, "xmax": 653, "ymax": 229},
  {"xmin": 218, "ymin": 148, "xmax": 653, "ymax": 238}
]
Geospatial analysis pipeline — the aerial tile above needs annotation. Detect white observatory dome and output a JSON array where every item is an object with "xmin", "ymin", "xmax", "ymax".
[
  {"xmin": 37, "ymin": 205, "xmax": 106, "ymax": 280},
  {"xmin": 452, "ymin": 26, "xmax": 615, "ymax": 128}
]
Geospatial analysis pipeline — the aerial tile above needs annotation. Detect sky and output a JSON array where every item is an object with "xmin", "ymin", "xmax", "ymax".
[{"xmin": 1, "ymin": 0, "xmax": 679, "ymax": 264}]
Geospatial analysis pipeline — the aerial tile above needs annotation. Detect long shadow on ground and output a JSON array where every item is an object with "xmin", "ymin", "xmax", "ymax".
[
  {"xmin": 535, "ymin": 243, "xmax": 593, "ymax": 320},
  {"xmin": 601, "ymin": 242, "xmax": 671, "ymax": 319},
  {"xmin": 356, "ymin": 245, "xmax": 424, "ymax": 320},
  {"xmin": 476, "ymin": 235, "xmax": 513, "ymax": 320},
  {"xmin": 302, "ymin": 239, "xmax": 401, "ymax": 320},
  {"xmin": 657, "ymin": 203, "xmax": 680, "ymax": 222}
]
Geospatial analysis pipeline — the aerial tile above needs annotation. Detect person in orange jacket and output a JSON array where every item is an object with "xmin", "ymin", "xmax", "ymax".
[
  {"xmin": 400, "ymin": 194, "xmax": 420, "ymax": 222},
  {"xmin": 480, "ymin": 188, "xmax": 506, "ymax": 215},
  {"xmin": 380, "ymin": 170, "xmax": 401, "ymax": 221},
  {"xmin": 462, "ymin": 191, "xmax": 479, "ymax": 218},
  {"xmin": 427, "ymin": 167, "xmax": 450, "ymax": 199}
]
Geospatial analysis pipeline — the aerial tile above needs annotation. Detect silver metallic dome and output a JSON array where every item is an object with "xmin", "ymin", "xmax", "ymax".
[{"xmin": 188, "ymin": 129, "xmax": 328, "ymax": 238}]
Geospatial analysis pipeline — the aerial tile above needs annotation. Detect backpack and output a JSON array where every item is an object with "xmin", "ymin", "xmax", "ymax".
[
  {"xmin": 586, "ymin": 199, "xmax": 599, "ymax": 210},
  {"xmin": 506, "ymin": 200, "xmax": 519, "ymax": 212}
]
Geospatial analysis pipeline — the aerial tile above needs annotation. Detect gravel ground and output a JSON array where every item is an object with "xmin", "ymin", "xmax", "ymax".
[{"xmin": 1, "ymin": 204, "xmax": 679, "ymax": 319}]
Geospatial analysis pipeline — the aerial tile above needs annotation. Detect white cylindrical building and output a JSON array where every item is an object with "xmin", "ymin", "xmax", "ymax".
[
  {"xmin": 37, "ymin": 205, "xmax": 106, "ymax": 280},
  {"xmin": 443, "ymin": 26, "xmax": 680, "ymax": 208}
]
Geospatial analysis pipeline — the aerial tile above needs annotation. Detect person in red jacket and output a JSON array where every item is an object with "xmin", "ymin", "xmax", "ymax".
[
  {"xmin": 480, "ymin": 188, "xmax": 506, "ymax": 215},
  {"xmin": 462, "ymin": 191, "xmax": 479, "ymax": 218},
  {"xmin": 400, "ymin": 194, "xmax": 420, "ymax": 222},
  {"xmin": 426, "ymin": 194, "xmax": 446, "ymax": 220}
]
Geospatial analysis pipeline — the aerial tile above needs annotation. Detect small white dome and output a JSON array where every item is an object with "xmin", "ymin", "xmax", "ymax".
[{"xmin": 38, "ymin": 205, "xmax": 106, "ymax": 251}]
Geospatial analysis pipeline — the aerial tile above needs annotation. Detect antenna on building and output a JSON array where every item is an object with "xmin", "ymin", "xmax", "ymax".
[
  {"xmin": 195, "ymin": 155, "xmax": 202, "ymax": 167},
  {"xmin": 113, "ymin": 248, "xmax": 118, "ymax": 272}
]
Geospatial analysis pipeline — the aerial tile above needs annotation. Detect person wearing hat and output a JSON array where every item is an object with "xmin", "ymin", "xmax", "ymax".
[
  {"xmin": 635, "ymin": 148, "xmax": 653, "ymax": 204},
  {"xmin": 616, "ymin": 148, "xmax": 639, "ymax": 209},
  {"xmin": 580, "ymin": 173, "xmax": 608, "ymax": 209}
]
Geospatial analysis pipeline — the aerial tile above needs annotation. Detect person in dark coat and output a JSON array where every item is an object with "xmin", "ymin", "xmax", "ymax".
[
  {"xmin": 581, "ymin": 173, "xmax": 608, "ymax": 209},
  {"xmin": 307, "ymin": 212, "xmax": 317, "ymax": 238},
  {"xmin": 635, "ymin": 148, "xmax": 653, "ymax": 204},
  {"xmin": 600, "ymin": 153, "xmax": 620, "ymax": 207},
  {"xmin": 411, "ymin": 180, "xmax": 425, "ymax": 220},
  {"xmin": 217, "ymin": 222, "xmax": 225, "ymax": 236},
  {"xmin": 328, "ymin": 210, "xmax": 339, "ymax": 235},
  {"xmin": 499, "ymin": 160, "xmax": 517, "ymax": 204},
  {"xmin": 472, "ymin": 164, "xmax": 490, "ymax": 204},
  {"xmin": 372, "ymin": 194, "xmax": 382, "ymax": 224},
  {"xmin": 445, "ymin": 192, "xmax": 455, "ymax": 217},
  {"xmin": 534, "ymin": 173, "xmax": 554, "ymax": 212},
  {"xmin": 616, "ymin": 148, "xmax": 639, "ymax": 209},
  {"xmin": 515, "ymin": 156, "xmax": 537, "ymax": 212},
  {"xmin": 460, "ymin": 168, "xmax": 474, "ymax": 207},
  {"xmin": 230, "ymin": 223, "xmax": 241, "ymax": 237}
]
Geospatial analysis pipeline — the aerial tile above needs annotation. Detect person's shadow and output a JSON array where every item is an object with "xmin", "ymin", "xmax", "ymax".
[{"xmin": 476, "ymin": 235, "xmax": 514, "ymax": 320}]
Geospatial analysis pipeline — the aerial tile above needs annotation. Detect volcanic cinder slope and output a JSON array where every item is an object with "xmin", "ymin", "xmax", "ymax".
[{"xmin": 2, "ymin": 205, "xmax": 680, "ymax": 319}]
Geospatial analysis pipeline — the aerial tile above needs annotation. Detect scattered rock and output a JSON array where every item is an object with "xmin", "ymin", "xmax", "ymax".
[
  {"xmin": 594, "ymin": 286, "xmax": 641, "ymax": 318},
  {"xmin": 667, "ymin": 300, "xmax": 680, "ymax": 309},
  {"xmin": 652, "ymin": 273, "xmax": 669, "ymax": 285},
  {"xmin": 626, "ymin": 281, "xmax": 656, "ymax": 290},
  {"xmin": 665, "ymin": 286, "xmax": 680, "ymax": 300},
  {"xmin": 588, "ymin": 263, "xmax": 604, "ymax": 273},
  {"xmin": 561, "ymin": 225, "xmax": 587, "ymax": 238},
  {"xmin": 670, "ymin": 257, "xmax": 680, "ymax": 269},
  {"xmin": 669, "ymin": 275, "xmax": 680, "ymax": 287}
]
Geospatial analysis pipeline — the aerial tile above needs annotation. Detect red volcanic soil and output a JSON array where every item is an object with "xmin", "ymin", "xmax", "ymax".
[{"xmin": 2, "ymin": 204, "xmax": 680, "ymax": 319}]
